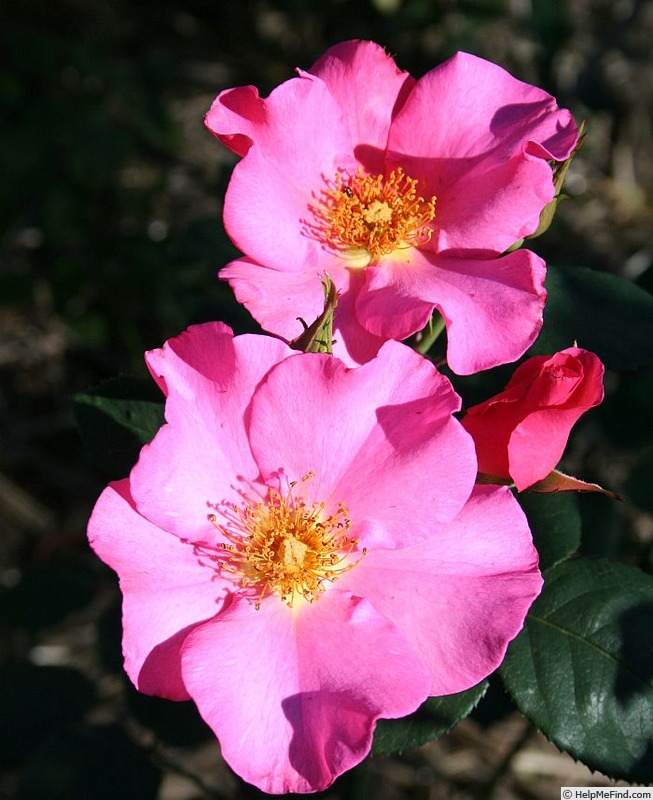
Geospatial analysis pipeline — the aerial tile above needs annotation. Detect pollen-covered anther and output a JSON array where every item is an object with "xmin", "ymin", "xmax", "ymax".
[
  {"xmin": 315, "ymin": 167, "xmax": 437, "ymax": 260},
  {"xmin": 208, "ymin": 473, "xmax": 364, "ymax": 609}
]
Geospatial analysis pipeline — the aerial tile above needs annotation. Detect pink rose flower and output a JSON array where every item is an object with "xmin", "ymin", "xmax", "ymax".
[
  {"xmin": 205, "ymin": 40, "xmax": 578, "ymax": 374},
  {"xmin": 88, "ymin": 322, "xmax": 542, "ymax": 793},
  {"xmin": 461, "ymin": 347, "xmax": 605, "ymax": 491}
]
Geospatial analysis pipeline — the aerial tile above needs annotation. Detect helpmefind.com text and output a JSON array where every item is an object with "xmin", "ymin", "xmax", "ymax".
[{"xmin": 561, "ymin": 790, "xmax": 653, "ymax": 799}]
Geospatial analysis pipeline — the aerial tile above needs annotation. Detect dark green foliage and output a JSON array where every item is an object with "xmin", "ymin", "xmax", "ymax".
[
  {"xmin": 372, "ymin": 682, "xmax": 488, "ymax": 755},
  {"xmin": 517, "ymin": 492, "xmax": 581, "ymax": 571},
  {"xmin": 74, "ymin": 376, "xmax": 165, "ymax": 478},
  {"xmin": 531, "ymin": 265, "xmax": 653, "ymax": 370},
  {"xmin": 501, "ymin": 558, "xmax": 653, "ymax": 783}
]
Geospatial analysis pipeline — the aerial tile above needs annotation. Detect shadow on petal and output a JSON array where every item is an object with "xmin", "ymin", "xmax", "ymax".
[{"xmin": 282, "ymin": 690, "xmax": 375, "ymax": 791}]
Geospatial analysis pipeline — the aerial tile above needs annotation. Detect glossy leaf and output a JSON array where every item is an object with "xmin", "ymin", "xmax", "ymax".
[
  {"xmin": 372, "ymin": 681, "xmax": 488, "ymax": 755},
  {"xmin": 74, "ymin": 376, "xmax": 164, "ymax": 477},
  {"xmin": 501, "ymin": 558, "xmax": 653, "ymax": 783},
  {"xmin": 516, "ymin": 491, "xmax": 581, "ymax": 571},
  {"xmin": 530, "ymin": 264, "xmax": 653, "ymax": 370}
]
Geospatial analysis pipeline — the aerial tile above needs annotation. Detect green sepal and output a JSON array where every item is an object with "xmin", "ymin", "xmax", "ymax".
[
  {"xmin": 414, "ymin": 311, "xmax": 446, "ymax": 355},
  {"xmin": 290, "ymin": 274, "xmax": 338, "ymax": 354},
  {"xmin": 528, "ymin": 468, "xmax": 621, "ymax": 500}
]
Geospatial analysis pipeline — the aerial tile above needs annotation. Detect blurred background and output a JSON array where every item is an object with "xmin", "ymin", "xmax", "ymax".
[{"xmin": 1, "ymin": 0, "xmax": 653, "ymax": 798}]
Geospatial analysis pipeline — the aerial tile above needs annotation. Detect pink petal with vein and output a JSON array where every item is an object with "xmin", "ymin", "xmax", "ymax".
[
  {"xmin": 248, "ymin": 341, "xmax": 475, "ymax": 548},
  {"xmin": 357, "ymin": 248, "xmax": 547, "ymax": 374},
  {"xmin": 131, "ymin": 324, "xmax": 293, "ymax": 541},
  {"xmin": 181, "ymin": 592, "xmax": 430, "ymax": 793},
  {"xmin": 349, "ymin": 485, "xmax": 542, "ymax": 694},
  {"xmin": 88, "ymin": 480, "xmax": 223, "ymax": 699}
]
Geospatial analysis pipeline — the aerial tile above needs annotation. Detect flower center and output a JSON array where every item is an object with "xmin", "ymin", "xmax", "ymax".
[
  {"xmin": 311, "ymin": 167, "xmax": 437, "ymax": 265},
  {"xmin": 207, "ymin": 473, "xmax": 364, "ymax": 609}
]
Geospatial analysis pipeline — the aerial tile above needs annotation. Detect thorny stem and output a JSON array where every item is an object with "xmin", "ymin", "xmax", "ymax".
[{"xmin": 415, "ymin": 312, "xmax": 446, "ymax": 355}]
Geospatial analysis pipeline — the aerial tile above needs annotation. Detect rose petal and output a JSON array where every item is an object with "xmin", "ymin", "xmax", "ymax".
[
  {"xmin": 330, "ymin": 268, "xmax": 389, "ymax": 366},
  {"xmin": 207, "ymin": 74, "xmax": 354, "ymax": 272},
  {"xmin": 88, "ymin": 480, "xmax": 224, "ymax": 699},
  {"xmin": 181, "ymin": 591, "xmax": 430, "ymax": 793},
  {"xmin": 357, "ymin": 248, "xmax": 547, "ymax": 374},
  {"xmin": 308, "ymin": 39, "xmax": 415, "ymax": 174},
  {"xmin": 347, "ymin": 485, "xmax": 542, "ymax": 694},
  {"xmin": 247, "ymin": 341, "xmax": 475, "ymax": 548},
  {"xmin": 131, "ymin": 324, "xmax": 293, "ymax": 541},
  {"xmin": 388, "ymin": 51, "xmax": 577, "ymax": 252},
  {"xmin": 220, "ymin": 257, "xmax": 329, "ymax": 343},
  {"xmin": 427, "ymin": 151, "xmax": 555, "ymax": 255},
  {"xmin": 462, "ymin": 347, "xmax": 605, "ymax": 489},
  {"xmin": 221, "ymin": 258, "xmax": 388, "ymax": 367}
]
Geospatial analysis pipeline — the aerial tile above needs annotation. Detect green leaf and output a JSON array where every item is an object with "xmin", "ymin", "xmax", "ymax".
[
  {"xmin": 599, "ymin": 368, "xmax": 653, "ymax": 449},
  {"xmin": 578, "ymin": 492, "xmax": 625, "ymax": 559},
  {"xmin": 74, "ymin": 375, "xmax": 164, "ymax": 477},
  {"xmin": 530, "ymin": 264, "xmax": 653, "ymax": 370},
  {"xmin": 372, "ymin": 680, "xmax": 488, "ymax": 755},
  {"xmin": 500, "ymin": 558, "xmax": 653, "ymax": 783},
  {"xmin": 516, "ymin": 491, "xmax": 581, "ymax": 570}
]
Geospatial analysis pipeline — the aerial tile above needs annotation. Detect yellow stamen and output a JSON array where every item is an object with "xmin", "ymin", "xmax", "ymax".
[
  {"xmin": 308, "ymin": 167, "xmax": 437, "ymax": 262},
  {"xmin": 206, "ymin": 473, "xmax": 364, "ymax": 609}
]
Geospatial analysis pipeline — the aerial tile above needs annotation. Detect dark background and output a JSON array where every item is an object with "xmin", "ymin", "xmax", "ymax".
[{"xmin": 2, "ymin": 1, "xmax": 653, "ymax": 798}]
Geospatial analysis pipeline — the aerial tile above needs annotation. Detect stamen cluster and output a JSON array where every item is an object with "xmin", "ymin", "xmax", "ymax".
[
  {"xmin": 317, "ymin": 167, "xmax": 437, "ymax": 259},
  {"xmin": 209, "ymin": 474, "xmax": 364, "ymax": 609}
]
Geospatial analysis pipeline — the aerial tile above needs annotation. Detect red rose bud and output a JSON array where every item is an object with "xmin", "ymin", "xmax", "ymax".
[{"xmin": 462, "ymin": 347, "xmax": 604, "ymax": 491}]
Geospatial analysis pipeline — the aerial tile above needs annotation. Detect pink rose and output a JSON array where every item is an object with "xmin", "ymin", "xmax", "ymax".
[
  {"xmin": 87, "ymin": 322, "xmax": 542, "ymax": 792},
  {"xmin": 461, "ymin": 347, "xmax": 605, "ymax": 491},
  {"xmin": 205, "ymin": 40, "xmax": 578, "ymax": 374}
]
